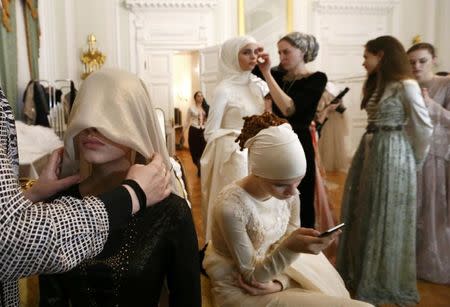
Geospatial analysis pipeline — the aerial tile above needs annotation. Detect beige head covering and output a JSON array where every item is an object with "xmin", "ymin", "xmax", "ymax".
[
  {"xmin": 244, "ymin": 123, "xmax": 306, "ymax": 180},
  {"xmin": 64, "ymin": 68, "xmax": 181, "ymax": 195},
  {"xmin": 219, "ymin": 35, "xmax": 269, "ymax": 96}
]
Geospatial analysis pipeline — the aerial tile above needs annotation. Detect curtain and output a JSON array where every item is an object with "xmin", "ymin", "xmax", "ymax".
[
  {"xmin": 0, "ymin": 0, "xmax": 18, "ymax": 115},
  {"xmin": 23, "ymin": 0, "xmax": 39, "ymax": 80}
]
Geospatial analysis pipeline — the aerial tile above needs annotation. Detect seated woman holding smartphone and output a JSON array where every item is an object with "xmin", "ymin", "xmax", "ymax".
[
  {"xmin": 39, "ymin": 68, "xmax": 201, "ymax": 307},
  {"xmin": 203, "ymin": 112, "xmax": 372, "ymax": 307}
]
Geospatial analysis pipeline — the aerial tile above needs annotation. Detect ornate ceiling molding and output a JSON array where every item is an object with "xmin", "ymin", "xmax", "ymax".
[
  {"xmin": 313, "ymin": 0, "xmax": 400, "ymax": 13},
  {"xmin": 124, "ymin": 0, "xmax": 218, "ymax": 9}
]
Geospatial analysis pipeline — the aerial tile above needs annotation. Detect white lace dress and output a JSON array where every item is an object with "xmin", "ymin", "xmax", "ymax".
[{"xmin": 204, "ymin": 183, "xmax": 372, "ymax": 307}]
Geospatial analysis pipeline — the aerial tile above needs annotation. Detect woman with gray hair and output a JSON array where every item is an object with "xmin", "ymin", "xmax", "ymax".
[{"xmin": 253, "ymin": 32, "xmax": 328, "ymax": 229}]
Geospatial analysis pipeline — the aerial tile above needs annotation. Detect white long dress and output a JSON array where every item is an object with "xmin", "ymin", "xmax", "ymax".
[
  {"xmin": 204, "ymin": 183, "xmax": 373, "ymax": 307},
  {"xmin": 200, "ymin": 81, "xmax": 264, "ymax": 240}
]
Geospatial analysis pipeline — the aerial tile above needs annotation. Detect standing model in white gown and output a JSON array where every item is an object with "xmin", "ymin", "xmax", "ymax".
[
  {"xmin": 204, "ymin": 113, "xmax": 372, "ymax": 307},
  {"xmin": 200, "ymin": 36, "xmax": 267, "ymax": 240}
]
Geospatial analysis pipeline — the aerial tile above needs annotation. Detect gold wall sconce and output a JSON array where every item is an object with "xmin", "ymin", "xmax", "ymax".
[
  {"xmin": 80, "ymin": 34, "xmax": 106, "ymax": 80},
  {"xmin": 412, "ymin": 35, "xmax": 422, "ymax": 45}
]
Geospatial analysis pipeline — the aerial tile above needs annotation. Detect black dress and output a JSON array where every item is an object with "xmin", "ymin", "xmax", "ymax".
[
  {"xmin": 254, "ymin": 66, "xmax": 327, "ymax": 228},
  {"xmin": 40, "ymin": 186, "xmax": 201, "ymax": 307}
]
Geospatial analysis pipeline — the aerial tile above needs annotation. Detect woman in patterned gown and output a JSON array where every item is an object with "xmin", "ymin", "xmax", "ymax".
[
  {"xmin": 336, "ymin": 36, "xmax": 433, "ymax": 305},
  {"xmin": 203, "ymin": 112, "xmax": 372, "ymax": 307},
  {"xmin": 407, "ymin": 42, "xmax": 450, "ymax": 284}
]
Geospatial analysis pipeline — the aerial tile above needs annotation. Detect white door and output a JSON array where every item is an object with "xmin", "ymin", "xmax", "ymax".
[
  {"xmin": 138, "ymin": 50, "xmax": 175, "ymax": 154},
  {"xmin": 198, "ymin": 45, "xmax": 221, "ymax": 104}
]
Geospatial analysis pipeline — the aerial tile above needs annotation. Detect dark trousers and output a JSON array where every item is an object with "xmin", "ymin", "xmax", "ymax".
[
  {"xmin": 39, "ymin": 194, "xmax": 201, "ymax": 307},
  {"xmin": 188, "ymin": 126, "xmax": 206, "ymax": 172}
]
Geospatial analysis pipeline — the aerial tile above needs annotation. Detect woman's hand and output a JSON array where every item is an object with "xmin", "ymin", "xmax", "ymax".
[
  {"xmin": 257, "ymin": 52, "xmax": 272, "ymax": 75},
  {"xmin": 316, "ymin": 103, "xmax": 339, "ymax": 124},
  {"xmin": 236, "ymin": 275, "xmax": 282, "ymax": 296},
  {"xmin": 125, "ymin": 153, "xmax": 171, "ymax": 209},
  {"xmin": 421, "ymin": 88, "xmax": 433, "ymax": 107},
  {"xmin": 282, "ymin": 227, "xmax": 340, "ymax": 254},
  {"xmin": 23, "ymin": 148, "xmax": 81, "ymax": 202},
  {"xmin": 326, "ymin": 101, "xmax": 340, "ymax": 111}
]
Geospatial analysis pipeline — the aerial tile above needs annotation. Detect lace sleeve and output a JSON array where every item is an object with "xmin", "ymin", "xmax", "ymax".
[{"xmin": 216, "ymin": 190, "xmax": 298, "ymax": 284}]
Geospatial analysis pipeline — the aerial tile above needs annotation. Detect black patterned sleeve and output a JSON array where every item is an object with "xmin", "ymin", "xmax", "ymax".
[
  {"xmin": 0, "ymin": 88, "xmax": 130, "ymax": 282},
  {"xmin": 0, "ymin": 148, "xmax": 110, "ymax": 280}
]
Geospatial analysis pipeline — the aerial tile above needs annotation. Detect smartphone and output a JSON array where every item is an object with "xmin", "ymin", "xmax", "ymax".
[
  {"xmin": 330, "ymin": 87, "xmax": 350, "ymax": 104},
  {"xmin": 318, "ymin": 223, "xmax": 345, "ymax": 237}
]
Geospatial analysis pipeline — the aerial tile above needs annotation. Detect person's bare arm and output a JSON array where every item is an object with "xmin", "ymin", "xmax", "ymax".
[{"xmin": 257, "ymin": 52, "xmax": 295, "ymax": 117}]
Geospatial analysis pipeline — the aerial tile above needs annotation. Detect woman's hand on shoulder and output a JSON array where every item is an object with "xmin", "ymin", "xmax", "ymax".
[
  {"xmin": 283, "ymin": 227, "xmax": 340, "ymax": 254},
  {"xmin": 23, "ymin": 148, "xmax": 81, "ymax": 202},
  {"xmin": 236, "ymin": 274, "xmax": 282, "ymax": 296}
]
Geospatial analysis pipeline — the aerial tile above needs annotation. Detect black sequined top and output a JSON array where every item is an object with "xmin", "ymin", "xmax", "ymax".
[{"xmin": 40, "ymin": 188, "xmax": 201, "ymax": 307}]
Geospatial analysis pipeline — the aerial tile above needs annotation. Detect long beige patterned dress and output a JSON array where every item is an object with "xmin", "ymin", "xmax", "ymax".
[{"xmin": 204, "ymin": 183, "xmax": 372, "ymax": 307}]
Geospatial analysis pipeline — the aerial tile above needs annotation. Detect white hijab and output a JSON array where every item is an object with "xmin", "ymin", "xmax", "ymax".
[
  {"xmin": 245, "ymin": 123, "xmax": 307, "ymax": 180},
  {"xmin": 219, "ymin": 36, "xmax": 269, "ymax": 97},
  {"xmin": 64, "ymin": 68, "xmax": 181, "ymax": 195}
]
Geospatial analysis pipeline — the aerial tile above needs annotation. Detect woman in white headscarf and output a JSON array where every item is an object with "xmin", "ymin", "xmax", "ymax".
[
  {"xmin": 39, "ymin": 69, "xmax": 201, "ymax": 307},
  {"xmin": 200, "ymin": 36, "xmax": 269, "ymax": 240},
  {"xmin": 203, "ymin": 112, "xmax": 372, "ymax": 307}
]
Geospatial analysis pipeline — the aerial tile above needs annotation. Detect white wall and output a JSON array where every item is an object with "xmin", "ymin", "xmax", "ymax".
[
  {"xmin": 35, "ymin": 0, "xmax": 447, "ymax": 83},
  {"xmin": 434, "ymin": 0, "xmax": 450, "ymax": 72},
  {"xmin": 35, "ymin": 0, "xmax": 449, "ymax": 85},
  {"xmin": 38, "ymin": 0, "xmax": 77, "ymax": 84}
]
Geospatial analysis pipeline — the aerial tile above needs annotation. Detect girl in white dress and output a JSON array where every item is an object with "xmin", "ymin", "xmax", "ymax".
[
  {"xmin": 200, "ymin": 36, "xmax": 268, "ymax": 240},
  {"xmin": 203, "ymin": 112, "xmax": 372, "ymax": 307}
]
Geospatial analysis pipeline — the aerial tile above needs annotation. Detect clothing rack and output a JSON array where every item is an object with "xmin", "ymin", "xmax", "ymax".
[{"xmin": 33, "ymin": 79, "xmax": 75, "ymax": 138}]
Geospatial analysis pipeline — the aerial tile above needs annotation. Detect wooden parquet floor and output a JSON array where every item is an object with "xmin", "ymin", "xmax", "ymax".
[{"xmin": 176, "ymin": 148, "xmax": 450, "ymax": 307}]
